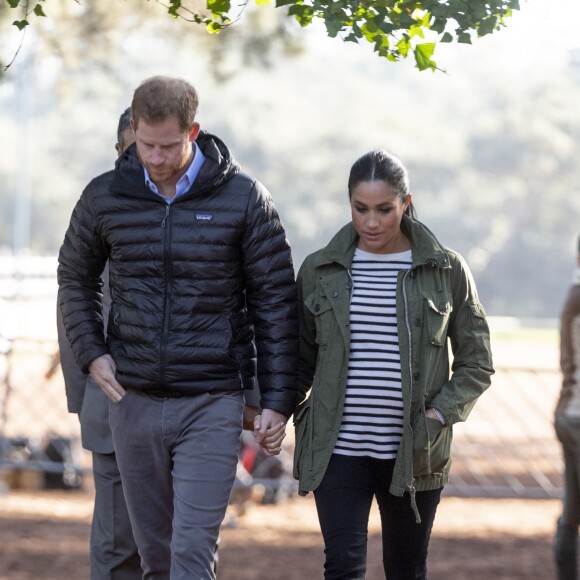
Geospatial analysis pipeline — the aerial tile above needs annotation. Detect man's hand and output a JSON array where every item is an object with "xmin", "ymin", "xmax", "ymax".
[
  {"xmin": 254, "ymin": 409, "xmax": 287, "ymax": 456},
  {"xmin": 88, "ymin": 354, "xmax": 126, "ymax": 403},
  {"xmin": 243, "ymin": 405, "xmax": 260, "ymax": 431}
]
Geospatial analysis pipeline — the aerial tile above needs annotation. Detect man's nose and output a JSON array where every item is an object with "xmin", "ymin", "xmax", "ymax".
[{"xmin": 151, "ymin": 147, "xmax": 164, "ymax": 165}]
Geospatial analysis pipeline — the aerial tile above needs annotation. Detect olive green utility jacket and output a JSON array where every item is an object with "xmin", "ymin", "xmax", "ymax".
[{"xmin": 294, "ymin": 216, "xmax": 494, "ymax": 521}]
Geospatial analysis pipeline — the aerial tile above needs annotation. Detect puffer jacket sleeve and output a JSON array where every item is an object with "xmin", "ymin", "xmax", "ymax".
[
  {"xmin": 241, "ymin": 180, "xmax": 298, "ymax": 417},
  {"xmin": 57, "ymin": 185, "xmax": 109, "ymax": 373},
  {"xmin": 56, "ymin": 300, "xmax": 88, "ymax": 413},
  {"xmin": 429, "ymin": 250, "xmax": 494, "ymax": 425}
]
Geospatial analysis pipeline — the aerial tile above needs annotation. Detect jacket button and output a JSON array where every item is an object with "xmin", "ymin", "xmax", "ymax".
[
  {"xmin": 439, "ymin": 302, "xmax": 447, "ymax": 312},
  {"xmin": 414, "ymin": 317, "xmax": 421, "ymax": 326},
  {"xmin": 346, "ymin": 282, "xmax": 352, "ymax": 289},
  {"xmin": 314, "ymin": 304, "xmax": 321, "ymax": 312},
  {"xmin": 413, "ymin": 371, "xmax": 420, "ymax": 381},
  {"xmin": 331, "ymin": 291, "xmax": 338, "ymax": 298}
]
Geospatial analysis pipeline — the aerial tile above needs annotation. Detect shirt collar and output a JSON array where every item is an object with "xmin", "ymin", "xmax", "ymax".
[{"xmin": 143, "ymin": 141, "xmax": 206, "ymax": 203}]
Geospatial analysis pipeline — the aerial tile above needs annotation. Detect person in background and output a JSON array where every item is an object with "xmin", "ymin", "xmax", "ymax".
[
  {"xmin": 57, "ymin": 107, "xmax": 142, "ymax": 579},
  {"xmin": 293, "ymin": 149, "xmax": 494, "ymax": 579},
  {"xmin": 57, "ymin": 76, "xmax": 297, "ymax": 579},
  {"xmin": 554, "ymin": 234, "xmax": 580, "ymax": 580}
]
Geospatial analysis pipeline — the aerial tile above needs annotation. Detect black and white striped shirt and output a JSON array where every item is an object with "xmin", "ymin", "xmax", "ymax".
[{"xmin": 333, "ymin": 248, "xmax": 413, "ymax": 460}]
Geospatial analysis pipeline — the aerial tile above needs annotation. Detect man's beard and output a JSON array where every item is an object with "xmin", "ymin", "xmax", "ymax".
[{"xmin": 143, "ymin": 148, "xmax": 192, "ymax": 184}]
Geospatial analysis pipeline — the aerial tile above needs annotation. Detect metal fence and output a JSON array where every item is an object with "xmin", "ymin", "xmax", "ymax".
[
  {"xmin": 0, "ymin": 335, "xmax": 565, "ymax": 499},
  {"xmin": 446, "ymin": 365, "xmax": 562, "ymax": 499},
  {"xmin": 0, "ymin": 335, "xmax": 86, "ymax": 491}
]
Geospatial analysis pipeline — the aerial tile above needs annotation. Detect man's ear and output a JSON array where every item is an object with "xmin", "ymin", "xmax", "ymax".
[{"xmin": 189, "ymin": 123, "xmax": 201, "ymax": 142}]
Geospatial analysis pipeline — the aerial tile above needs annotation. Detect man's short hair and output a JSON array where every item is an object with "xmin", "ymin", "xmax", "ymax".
[
  {"xmin": 117, "ymin": 107, "xmax": 132, "ymax": 146},
  {"xmin": 131, "ymin": 76, "xmax": 199, "ymax": 132}
]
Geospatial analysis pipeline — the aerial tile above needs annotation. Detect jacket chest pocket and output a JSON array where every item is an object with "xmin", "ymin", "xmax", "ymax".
[
  {"xmin": 423, "ymin": 295, "xmax": 452, "ymax": 347},
  {"xmin": 305, "ymin": 293, "xmax": 334, "ymax": 346}
]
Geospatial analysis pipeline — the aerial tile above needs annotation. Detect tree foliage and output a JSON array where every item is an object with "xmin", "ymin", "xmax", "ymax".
[{"xmin": 4, "ymin": 0, "xmax": 520, "ymax": 70}]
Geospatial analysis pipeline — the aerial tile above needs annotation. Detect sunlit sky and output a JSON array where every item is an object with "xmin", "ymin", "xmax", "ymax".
[
  {"xmin": 472, "ymin": 0, "xmax": 580, "ymax": 66},
  {"xmin": 306, "ymin": 0, "xmax": 580, "ymax": 72}
]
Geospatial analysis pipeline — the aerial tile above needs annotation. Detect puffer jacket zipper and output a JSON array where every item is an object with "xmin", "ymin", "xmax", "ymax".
[{"xmin": 160, "ymin": 204, "xmax": 172, "ymax": 389}]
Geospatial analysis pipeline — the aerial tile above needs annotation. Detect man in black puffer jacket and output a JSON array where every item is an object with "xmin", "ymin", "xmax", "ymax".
[{"xmin": 57, "ymin": 76, "xmax": 298, "ymax": 579}]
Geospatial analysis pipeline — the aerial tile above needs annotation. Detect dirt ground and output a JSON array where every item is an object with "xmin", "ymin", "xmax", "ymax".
[
  {"xmin": 0, "ymin": 326, "xmax": 563, "ymax": 578},
  {"xmin": 0, "ymin": 485, "xmax": 562, "ymax": 580}
]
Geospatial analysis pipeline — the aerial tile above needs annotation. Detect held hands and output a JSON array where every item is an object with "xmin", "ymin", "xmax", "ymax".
[
  {"xmin": 243, "ymin": 405, "xmax": 261, "ymax": 431},
  {"xmin": 254, "ymin": 409, "xmax": 287, "ymax": 456},
  {"xmin": 88, "ymin": 354, "xmax": 126, "ymax": 403}
]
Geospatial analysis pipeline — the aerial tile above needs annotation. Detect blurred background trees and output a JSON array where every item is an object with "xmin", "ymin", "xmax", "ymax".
[{"xmin": 0, "ymin": 0, "xmax": 579, "ymax": 318}]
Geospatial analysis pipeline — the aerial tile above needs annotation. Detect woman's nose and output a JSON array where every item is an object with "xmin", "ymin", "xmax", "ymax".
[{"xmin": 366, "ymin": 213, "xmax": 379, "ymax": 228}]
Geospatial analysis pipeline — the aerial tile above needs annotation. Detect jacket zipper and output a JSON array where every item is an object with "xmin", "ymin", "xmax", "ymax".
[
  {"xmin": 402, "ymin": 268, "xmax": 421, "ymax": 523},
  {"xmin": 160, "ymin": 204, "xmax": 172, "ymax": 388}
]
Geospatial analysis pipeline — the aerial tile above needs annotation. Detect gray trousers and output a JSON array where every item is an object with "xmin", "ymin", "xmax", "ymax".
[
  {"xmin": 90, "ymin": 451, "xmax": 142, "ymax": 579},
  {"xmin": 109, "ymin": 389, "xmax": 243, "ymax": 580},
  {"xmin": 555, "ymin": 413, "xmax": 580, "ymax": 580}
]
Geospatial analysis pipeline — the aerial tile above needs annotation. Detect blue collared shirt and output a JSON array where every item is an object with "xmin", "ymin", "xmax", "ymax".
[{"xmin": 143, "ymin": 142, "xmax": 205, "ymax": 203}]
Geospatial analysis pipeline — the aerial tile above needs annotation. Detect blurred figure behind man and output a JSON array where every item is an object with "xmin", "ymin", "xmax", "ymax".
[{"xmin": 57, "ymin": 107, "xmax": 142, "ymax": 579}]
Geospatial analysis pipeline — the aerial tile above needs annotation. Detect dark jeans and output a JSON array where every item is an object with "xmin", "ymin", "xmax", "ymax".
[{"xmin": 314, "ymin": 454, "xmax": 442, "ymax": 580}]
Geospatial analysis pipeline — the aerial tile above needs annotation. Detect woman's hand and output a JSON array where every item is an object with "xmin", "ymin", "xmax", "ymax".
[{"xmin": 425, "ymin": 407, "xmax": 445, "ymax": 424}]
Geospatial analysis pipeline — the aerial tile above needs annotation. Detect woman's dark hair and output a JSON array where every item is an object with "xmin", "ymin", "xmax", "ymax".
[{"xmin": 347, "ymin": 150, "xmax": 416, "ymax": 218}]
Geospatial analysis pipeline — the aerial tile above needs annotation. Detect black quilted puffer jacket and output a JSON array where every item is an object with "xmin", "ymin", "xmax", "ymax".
[{"xmin": 57, "ymin": 131, "xmax": 298, "ymax": 416}]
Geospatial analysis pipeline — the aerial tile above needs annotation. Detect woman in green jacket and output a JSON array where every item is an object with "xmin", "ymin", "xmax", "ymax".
[{"xmin": 294, "ymin": 150, "xmax": 493, "ymax": 579}]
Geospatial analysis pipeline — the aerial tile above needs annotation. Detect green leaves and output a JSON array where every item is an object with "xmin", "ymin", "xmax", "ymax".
[
  {"xmin": 6, "ymin": 1, "xmax": 46, "ymax": 31},
  {"xmin": 272, "ymin": 1, "xmax": 518, "ymax": 71},
  {"xmin": 3, "ymin": 0, "xmax": 519, "ymax": 72},
  {"xmin": 207, "ymin": 0, "xmax": 231, "ymax": 17},
  {"xmin": 414, "ymin": 42, "xmax": 436, "ymax": 71},
  {"xmin": 12, "ymin": 19, "xmax": 28, "ymax": 30}
]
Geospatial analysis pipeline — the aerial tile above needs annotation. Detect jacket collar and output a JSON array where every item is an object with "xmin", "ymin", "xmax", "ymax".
[
  {"xmin": 314, "ymin": 214, "xmax": 450, "ymax": 270},
  {"xmin": 109, "ymin": 131, "xmax": 240, "ymax": 199}
]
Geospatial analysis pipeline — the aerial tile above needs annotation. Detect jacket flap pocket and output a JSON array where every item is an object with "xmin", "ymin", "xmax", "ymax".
[
  {"xmin": 425, "ymin": 298, "xmax": 452, "ymax": 316},
  {"xmin": 305, "ymin": 293, "xmax": 333, "ymax": 316},
  {"xmin": 423, "ymin": 295, "xmax": 452, "ymax": 346},
  {"xmin": 305, "ymin": 292, "xmax": 334, "ymax": 345}
]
